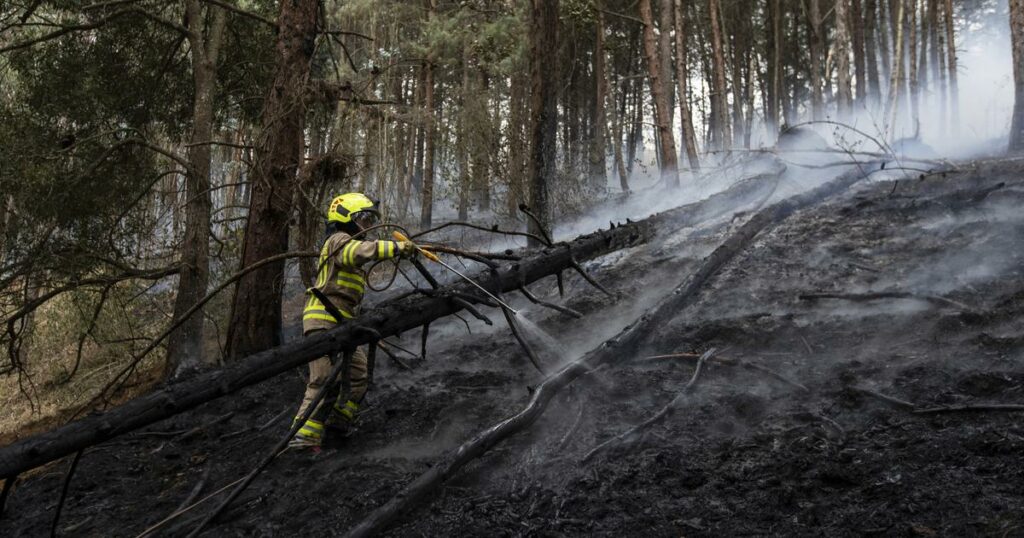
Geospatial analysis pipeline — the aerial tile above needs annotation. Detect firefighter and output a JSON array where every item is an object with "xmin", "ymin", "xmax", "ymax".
[{"xmin": 290, "ymin": 192, "xmax": 416, "ymax": 449}]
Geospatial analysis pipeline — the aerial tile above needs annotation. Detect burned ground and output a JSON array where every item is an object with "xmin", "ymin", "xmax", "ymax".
[{"xmin": 3, "ymin": 158, "xmax": 1024, "ymax": 537}]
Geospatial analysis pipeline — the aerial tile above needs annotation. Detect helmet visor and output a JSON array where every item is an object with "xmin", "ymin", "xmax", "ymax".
[{"xmin": 352, "ymin": 210, "xmax": 379, "ymax": 230}]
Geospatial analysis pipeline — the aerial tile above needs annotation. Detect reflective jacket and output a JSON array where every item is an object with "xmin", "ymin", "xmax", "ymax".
[{"xmin": 302, "ymin": 232, "xmax": 401, "ymax": 334}]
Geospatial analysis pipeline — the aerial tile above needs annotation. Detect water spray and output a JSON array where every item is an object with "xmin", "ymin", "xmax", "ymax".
[{"xmin": 392, "ymin": 231, "xmax": 519, "ymax": 314}]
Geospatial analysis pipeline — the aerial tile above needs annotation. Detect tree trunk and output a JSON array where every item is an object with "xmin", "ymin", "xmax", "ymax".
[
  {"xmin": 808, "ymin": 0, "xmax": 825, "ymax": 121},
  {"xmin": 943, "ymin": 0, "xmax": 959, "ymax": 131},
  {"xmin": 878, "ymin": 0, "xmax": 892, "ymax": 92},
  {"xmin": 708, "ymin": 0, "xmax": 731, "ymax": 150},
  {"xmin": 908, "ymin": 0, "xmax": 920, "ymax": 133},
  {"xmin": 852, "ymin": 0, "xmax": 867, "ymax": 107},
  {"xmin": 639, "ymin": 0, "xmax": 680, "ymax": 187},
  {"xmin": 528, "ymin": 0, "xmax": 559, "ymax": 243},
  {"xmin": 225, "ymin": 0, "xmax": 319, "ymax": 360},
  {"xmin": 588, "ymin": 5, "xmax": 608, "ymax": 194},
  {"xmin": 865, "ymin": 0, "xmax": 882, "ymax": 108},
  {"xmin": 1009, "ymin": 0, "xmax": 1024, "ymax": 152},
  {"xmin": 167, "ymin": 1, "xmax": 226, "ymax": 377},
  {"xmin": 420, "ymin": 0, "xmax": 438, "ymax": 228},
  {"xmin": 674, "ymin": 0, "xmax": 700, "ymax": 170},
  {"xmin": 835, "ymin": 0, "xmax": 854, "ymax": 118},
  {"xmin": 765, "ymin": 0, "xmax": 782, "ymax": 138},
  {"xmin": 886, "ymin": 0, "xmax": 906, "ymax": 133},
  {"xmin": 612, "ymin": 72, "xmax": 630, "ymax": 192},
  {"xmin": 729, "ymin": 13, "xmax": 746, "ymax": 147},
  {"xmin": 458, "ymin": 47, "xmax": 471, "ymax": 221}
]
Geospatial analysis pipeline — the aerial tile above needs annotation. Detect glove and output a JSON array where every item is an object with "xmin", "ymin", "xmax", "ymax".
[{"xmin": 397, "ymin": 241, "xmax": 419, "ymax": 259}]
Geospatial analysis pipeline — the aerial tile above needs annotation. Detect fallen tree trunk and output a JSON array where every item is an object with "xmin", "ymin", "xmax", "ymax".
[
  {"xmin": 0, "ymin": 162, "xmax": 791, "ymax": 480},
  {"xmin": 342, "ymin": 162, "xmax": 881, "ymax": 538},
  {"xmin": 0, "ymin": 224, "xmax": 648, "ymax": 479}
]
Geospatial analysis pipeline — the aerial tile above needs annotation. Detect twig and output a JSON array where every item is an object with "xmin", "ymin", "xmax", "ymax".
[
  {"xmin": 420, "ymin": 323, "xmax": 430, "ymax": 360},
  {"xmin": 0, "ymin": 474, "xmax": 15, "ymax": 519},
  {"xmin": 519, "ymin": 286, "xmax": 582, "ymax": 318},
  {"xmin": 639, "ymin": 352, "xmax": 809, "ymax": 393},
  {"xmin": 800, "ymin": 292, "xmax": 975, "ymax": 313},
  {"xmin": 582, "ymin": 348, "xmax": 719, "ymax": 463},
  {"xmin": 914, "ymin": 404, "xmax": 1024, "ymax": 414},
  {"xmin": 173, "ymin": 466, "xmax": 211, "ymax": 515},
  {"xmin": 257, "ymin": 409, "xmax": 290, "ymax": 432},
  {"xmin": 376, "ymin": 343, "xmax": 412, "ymax": 371},
  {"xmin": 51, "ymin": 450, "xmax": 83, "ymax": 537},
  {"xmin": 134, "ymin": 477, "xmax": 246, "ymax": 538},
  {"xmin": 410, "ymin": 221, "xmax": 547, "ymax": 246},
  {"xmin": 851, "ymin": 386, "xmax": 916, "ymax": 409}
]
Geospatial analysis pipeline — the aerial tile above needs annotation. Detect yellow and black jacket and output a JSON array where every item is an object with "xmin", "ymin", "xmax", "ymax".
[{"xmin": 302, "ymin": 232, "xmax": 401, "ymax": 334}]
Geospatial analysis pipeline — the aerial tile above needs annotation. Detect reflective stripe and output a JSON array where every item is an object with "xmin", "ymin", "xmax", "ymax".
[
  {"xmin": 335, "ymin": 279, "xmax": 364, "ymax": 293},
  {"xmin": 343, "ymin": 240, "xmax": 363, "ymax": 266},
  {"xmin": 387, "ymin": 241, "xmax": 395, "ymax": 258},
  {"xmin": 338, "ymin": 271, "xmax": 365, "ymax": 284},
  {"xmin": 298, "ymin": 426, "xmax": 322, "ymax": 439},
  {"xmin": 377, "ymin": 241, "xmax": 385, "ymax": 258},
  {"xmin": 303, "ymin": 420, "xmax": 324, "ymax": 431},
  {"xmin": 304, "ymin": 311, "xmax": 338, "ymax": 323}
]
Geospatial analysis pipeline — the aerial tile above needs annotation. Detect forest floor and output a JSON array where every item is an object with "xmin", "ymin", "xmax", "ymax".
[{"xmin": 4, "ymin": 155, "xmax": 1024, "ymax": 537}]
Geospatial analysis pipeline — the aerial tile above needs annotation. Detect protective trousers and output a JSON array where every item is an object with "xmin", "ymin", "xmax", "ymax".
[{"xmin": 296, "ymin": 341, "xmax": 368, "ymax": 424}]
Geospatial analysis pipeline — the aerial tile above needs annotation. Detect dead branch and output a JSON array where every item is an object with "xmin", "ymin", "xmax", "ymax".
[
  {"xmin": 50, "ymin": 450, "xmax": 83, "ymax": 537},
  {"xmin": 640, "ymin": 352, "xmax": 809, "ymax": 392},
  {"xmin": 914, "ymin": 404, "xmax": 1024, "ymax": 414},
  {"xmin": 423, "ymin": 245, "xmax": 520, "ymax": 262},
  {"xmin": 376, "ymin": 343, "xmax": 412, "ymax": 371},
  {"xmin": 410, "ymin": 221, "xmax": 548, "ymax": 246},
  {"xmin": 519, "ymin": 286, "xmax": 582, "ymax": 318},
  {"xmin": 800, "ymin": 291, "xmax": 976, "ymax": 313},
  {"xmin": 581, "ymin": 349, "xmax": 718, "ymax": 463},
  {"xmin": 853, "ymin": 386, "xmax": 1024, "ymax": 414},
  {"xmin": 82, "ymin": 251, "xmax": 318, "ymax": 416},
  {"xmin": 340, "ymin": 164, "xmax": 882, "ymax": 538},
  {"xmin": 851, "ymin": 386, "xmax": 922, "ymax": 409},
  {"xmin": 173, "ymin": 466, "xmax": 211, "ymax": 516},
  {"xmin": 0, "ymin": 474, "xmax": 14, "ymax": 519}
]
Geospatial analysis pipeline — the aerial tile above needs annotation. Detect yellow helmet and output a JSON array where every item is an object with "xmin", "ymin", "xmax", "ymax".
[{"xmin": 328, "ymin": 193, "xmax": 379, "ymax": 226}]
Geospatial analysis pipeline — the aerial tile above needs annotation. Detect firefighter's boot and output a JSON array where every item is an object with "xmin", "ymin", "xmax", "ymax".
[{"xmin": 288, "ymin": 417, "xmax": 325, "ymax": 449}]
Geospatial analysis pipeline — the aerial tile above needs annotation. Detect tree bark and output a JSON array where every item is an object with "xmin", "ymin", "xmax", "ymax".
[
  {"xmin": 167, "ymin": 0, "xmax": 226, "ymax": 377},
  {"xmin": 808, "ymin": 0, "xmax": 825, "ymax": 121},
  {"xmin": 886, "ymin": 0, "xmax": 906, "ymax": 133},
  {"xmin": 419, "ymin": 0, "xmax": 438, "ymax": 228},
  {"xmin": 639, "ymin": 0, "xmax": 680, "ymax": 187},
  {"xmin": 674, "ymin": 0, "xmax": 700, "ymax": 170},
  {"xmin": 765, "ymin": 0, "xmax": 782, "ymax": 138},
  {"xmin": 852, "ymin": 0, "xmax": 867, "ymax": 107},
  {"xmin": 865, "ymin": 0, "xmax": 882, "ymax": 108},
  {"xmin": 528, "ymin": 0, "xmax": 559, "ymax": 243},
  {"xmin": 943, "ymin": 0, "xmax": 959, "ymax": 131},
  {"xmin": 835, "ymin": 0, "xmax": 854, "ymax": 118},
  {"xmin": 1009, "ymin": 0, "xmax": 1024, "ymax": 152},
  {"xmin": 908, "ymin": 0, "xmax": 920, "ymax": 133},
  {"xmin": 588, "ymin": 5, "xmax": 608, "ymax": 193},
  {"xmin": 708, "ymin": 0, "xmax": 731, "ymax": 150},
  {"xmin": 225, "ymin": 0, "xmax": 319, "ymax": 360}
]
